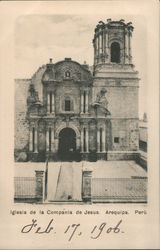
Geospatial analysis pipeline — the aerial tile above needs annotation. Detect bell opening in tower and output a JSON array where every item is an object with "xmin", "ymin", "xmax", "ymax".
[{"xmin": 111, "ymin": 42, "xmax": 120, "ymax": 63}]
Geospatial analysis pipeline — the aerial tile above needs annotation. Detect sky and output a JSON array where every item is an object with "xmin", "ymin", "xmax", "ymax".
[{"xmin": 15, "ymin": 14, "xmax": 147, "ymax": 118}]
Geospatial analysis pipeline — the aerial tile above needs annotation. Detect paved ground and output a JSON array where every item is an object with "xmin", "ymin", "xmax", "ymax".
[{"xmin": 15, "ymin": 161, "xmax": 147, "ymax": 178}]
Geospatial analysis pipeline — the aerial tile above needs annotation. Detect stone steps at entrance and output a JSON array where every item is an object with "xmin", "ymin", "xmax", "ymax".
[{"xmin": 47, "ymin": 162, "xmax": 82, "ymax": 202}]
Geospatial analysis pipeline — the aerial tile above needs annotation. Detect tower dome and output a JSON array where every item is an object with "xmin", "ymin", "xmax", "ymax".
[{"xmin": 93, "ymin": 19, "xmax": 134, "ymax": 67}]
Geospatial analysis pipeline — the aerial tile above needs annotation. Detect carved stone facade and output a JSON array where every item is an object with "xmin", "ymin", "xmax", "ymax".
[{"xmin": 14, "ymin": 19, "xmax": 139, "ymax": 162}]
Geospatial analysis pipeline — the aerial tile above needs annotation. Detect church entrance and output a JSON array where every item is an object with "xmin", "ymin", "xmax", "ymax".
[{"xmin": 58, "ymin": 128, "xmax": 76, "ymax": 161}]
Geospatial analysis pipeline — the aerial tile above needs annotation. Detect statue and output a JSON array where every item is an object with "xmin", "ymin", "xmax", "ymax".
[
  {"xmin": 92, "ymin": 88, "xmax": 110, "ymax": 115},
  {"xmin": 27, "ymin": 84, "xmax": 42, "ymax": 108}
]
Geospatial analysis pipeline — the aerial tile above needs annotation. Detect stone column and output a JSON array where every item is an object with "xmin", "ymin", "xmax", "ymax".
[
  {"xmin": 128, "ymin": 32, "xmax": 132, "ymax": 64},
  {"xmin": 34, "ymin": 125, "xmax": 38, "ymax": 153},
  {"xmin": 47, "ymin": 93, "xmax": 50, "ymax": 114},
  {"xmin": 125, "ymin": 30, "xmax": 129, "ymax": 64},
  {"xmin": 81, "ymin": 127, "xmax": 84, "ymax": 152},
  {"xmin": 102, "ymin": 30, "xmax": 105, "ymax": 55},
  {"xmin": 51, "ymin": 126, "xmax": 55, "ymax": 152},
  {"xmin": 81, "ymin": 91, "xmax": 84, "ymax": 114},
  {"xmin": 98, "ymin": 35, "xmax": 100, "ymax": 58},
  {"xmin": 82, "ymin": 167, "xmax": 93, "ymax": 202},
  {"xmin": 85, "ymin": 91, "xmax": 89, "ymax": 113},
  {"xmin": 86, "ymin": 127, "xmax": 89, "ymax": 153},
  {"xmin": 46, "ymin": 127, "xmax": 50, "ymax": 152},
  {"xmin": 76, "ymin": 137, "xmax": 81, "ymax": 150},
  {"xmin": 29, "ymin": 127, "xmax": 33, "ymax": 152},
  {"xmin": 99, "ymin": 33, "xmax": 102, "ymax": 54},
  {"xmin": 105, "ymin": 31, "xmax": 109, "ymax": 63},
  {"xmin": 54, "ymin": 138, "xmax": 59, "ymax": 152},
  {"xmin": 102, "ymin": 128, "xmax": 106, "ymax": 152},
  {"xmin": 52, "ymin": 92, "xmax": 55, "ymax": 114},
  {"xmin": 96, "ymin": 37, "xmax": 98, "ymax": 64},
  {"xmin": 35, "ymin": 170, "xmax": 45, "ymax": 202},
  {"xmin": 97, "ymin": 128, "xmax": 100, "ymax": 152}
]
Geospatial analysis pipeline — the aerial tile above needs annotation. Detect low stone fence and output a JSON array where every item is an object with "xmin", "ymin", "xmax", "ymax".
[
  {"xmin": 14, "ymin": 171, "xmax": 45, "ymax": 203},
  {"xmin": 14, "ymin": 177, "xmax": 37, "ymax": 201},
  {"xmin": 92, "ymin": 177, "xmax": 147, "ymax": 203}
]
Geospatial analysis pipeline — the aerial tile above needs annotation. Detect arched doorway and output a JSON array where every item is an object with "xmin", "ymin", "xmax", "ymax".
[
  {"xmin": 111, "ymin": 42, "xmax": 120, "ymax": 63},
  {"xmin": 58, "ymin": 128, "xmax": 76, "ymax": 161}
]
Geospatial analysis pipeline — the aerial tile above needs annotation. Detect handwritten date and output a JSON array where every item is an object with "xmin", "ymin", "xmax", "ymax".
[{"xmin": 21, "ymin": 219, "xmax": 123, "ymax": 241}]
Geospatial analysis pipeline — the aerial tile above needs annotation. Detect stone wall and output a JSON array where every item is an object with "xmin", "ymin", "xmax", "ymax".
[
  {"xmin": 110, "ymin": 119, "xmax": 139, "ymax": 151},
  {"xmin": 31, "ymin": 65, "xmax": 46, "ymax": 102},
  {"xmin": 14, "ymin": 79, "xmax": 31, "ymax": 161},
  {"xmin": 92, "ymin": 85, "xmax": 138, "ymax": 119}
]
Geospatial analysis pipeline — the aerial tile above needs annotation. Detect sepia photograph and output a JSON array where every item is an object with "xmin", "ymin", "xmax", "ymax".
[
  {"xmin": 0, "ymin": 1, "xmax": 159, "ymax": 249},
  {"xmin": 14, "ymin": 14, "xmax": 147, "ymax": 204}
]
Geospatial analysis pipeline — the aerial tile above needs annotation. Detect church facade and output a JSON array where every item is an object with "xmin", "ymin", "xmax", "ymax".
[{"xmin": 14, "ymin": 19, "xmax": 139, "ymax": 162}]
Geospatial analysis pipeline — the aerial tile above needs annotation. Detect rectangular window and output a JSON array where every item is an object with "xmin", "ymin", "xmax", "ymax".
[
  {"xmin": 65, "ymin": 100, "xmax": 71, "ymax": 111},
  {"xmin": 114, "ymin": 137, "xmax": 119, "ymax": 143}
]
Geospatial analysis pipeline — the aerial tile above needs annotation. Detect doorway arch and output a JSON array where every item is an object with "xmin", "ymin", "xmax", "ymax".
[{"xmin": 58, "ymin": 128, "xmax": 76, "ymax": 161}]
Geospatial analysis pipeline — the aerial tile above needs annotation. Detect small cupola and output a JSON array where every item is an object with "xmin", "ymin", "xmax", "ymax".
[{"xmin": 93, "ymin": 19, "xmax": 134, "ymax": 66}]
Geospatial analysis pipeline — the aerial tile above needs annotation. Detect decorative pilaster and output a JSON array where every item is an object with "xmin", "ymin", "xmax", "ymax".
[
  {"xmin": 51, "ymin": 126, "xmax": 55, "ymax": 152},
  {"xmin": 86, "ymin": 127, "xmax": 89, "ymax": 153},
  {"xmin": 99, "ymin": 33, "xmax": 102, "ymax": 54},
  {"xmin": 98, "ymin": 35, "xmax": 100, "ymax": 58},
  {"xmin": 52, "ymin": 92, "xmax": 55, "ymax": 114},
  {"xmin": 96, "ymin": 37, "xmax": 98, "ymax": 63},
  {"xmin": 97, "ymin": 128, "xmax": 100, "ymax": 152},
  {"xmin": 34, "ymin": 124, "xmax": 38, "ymax": 153},
  {"xmin": 102, "ymin": 128, "xmax": 106, "ymax": 152},
  {"xmin": 81, "ymin": 127, "xmax": 84, "ymax": 152},
  {"xmin": 82, "ymin": 167, "xmax": 93, "ymax": 202},
  {"xmin": 105, "ymin": 31, "xmax": 109, "ymax": 63},
  {"xmin": 81, "ymin": 91, "xmax": 84, "ymax": 114},
  {"xmin": 125, "ymin": 30, "xmax": 129, "ymax": 64},
  {"xmin": 76, "ymin": 137, "xmax": 81, "ymax": 150},
  {"xmin": 35, "ymin": 170, "xmax": 45, "ymax": 202},
  {"xmin": 102, "ymin": 30, "xmax": 105, "ymax": 55},
  {"xmin": 85, "ymin": 91, "xmax": 89, "ymax": 113},
  {"xmin": 128, "ymin": 31, "xmax": 132, "ymax": 64},
  {"xmin": 46, "ymin": 127, "xmax": 49, "ymax": 152},
  {"xmin": 29, "ymin": 127, "xmax": 33, "ymax": 152},
  {"xmin": 47, "ymin": 93, "xmax": 50, "ymax": 114}
]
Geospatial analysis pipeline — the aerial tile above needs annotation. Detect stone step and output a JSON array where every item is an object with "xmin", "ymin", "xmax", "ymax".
[{"xmin": 47, "ymin": 162, "xmax": 82, "ymax": 202}]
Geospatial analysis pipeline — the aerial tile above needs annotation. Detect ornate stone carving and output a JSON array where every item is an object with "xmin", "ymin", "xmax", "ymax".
[
  {"xmin": 92, "ymin": 88, "xmax": 110, "ymax": 115},
  {"xmin": 55, "ymin": 61, "xmax": 92, "ymax": 83},
  {"xmin": 27, "ymin": 84, "xmax": 42, "ymax": 109}
]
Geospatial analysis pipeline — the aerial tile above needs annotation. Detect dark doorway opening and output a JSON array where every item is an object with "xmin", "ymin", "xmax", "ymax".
[
  {"xmin": 58, "ymin": 128, "xmax": 77, "ymax": 161},
  {"xmin": 111, "ymin": 42, "xmax": 120, "ymax": 63}
]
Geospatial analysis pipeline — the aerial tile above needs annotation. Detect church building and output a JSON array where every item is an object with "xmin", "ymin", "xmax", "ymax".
[{"xmin": 14, "ymin": 19, "xmax": 139, "ymax": 162}]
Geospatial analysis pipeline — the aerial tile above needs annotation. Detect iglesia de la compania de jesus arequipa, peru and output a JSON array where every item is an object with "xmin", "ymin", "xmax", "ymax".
[{"xmin": 14, "ymin": 18, "xmax": 147, "ymax": 203}]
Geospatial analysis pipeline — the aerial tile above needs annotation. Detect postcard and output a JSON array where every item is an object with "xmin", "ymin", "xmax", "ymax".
[{"xmin": 0, "ymin": 0, "xmax": 159, "ymax": 249}]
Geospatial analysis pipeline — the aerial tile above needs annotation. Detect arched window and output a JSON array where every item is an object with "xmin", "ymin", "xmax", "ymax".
[{"xmin": 111, "ymin": 42, "xmax": 120, "ymax": 63}]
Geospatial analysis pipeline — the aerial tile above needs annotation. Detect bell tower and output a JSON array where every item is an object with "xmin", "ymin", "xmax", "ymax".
[
  {"xmin": 93, "ymin": 19, "xmax": 134, "ymax": 67},
  {"xmin": 92, "ymin": 18, "xmax": 139, "ymax": 160}
]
